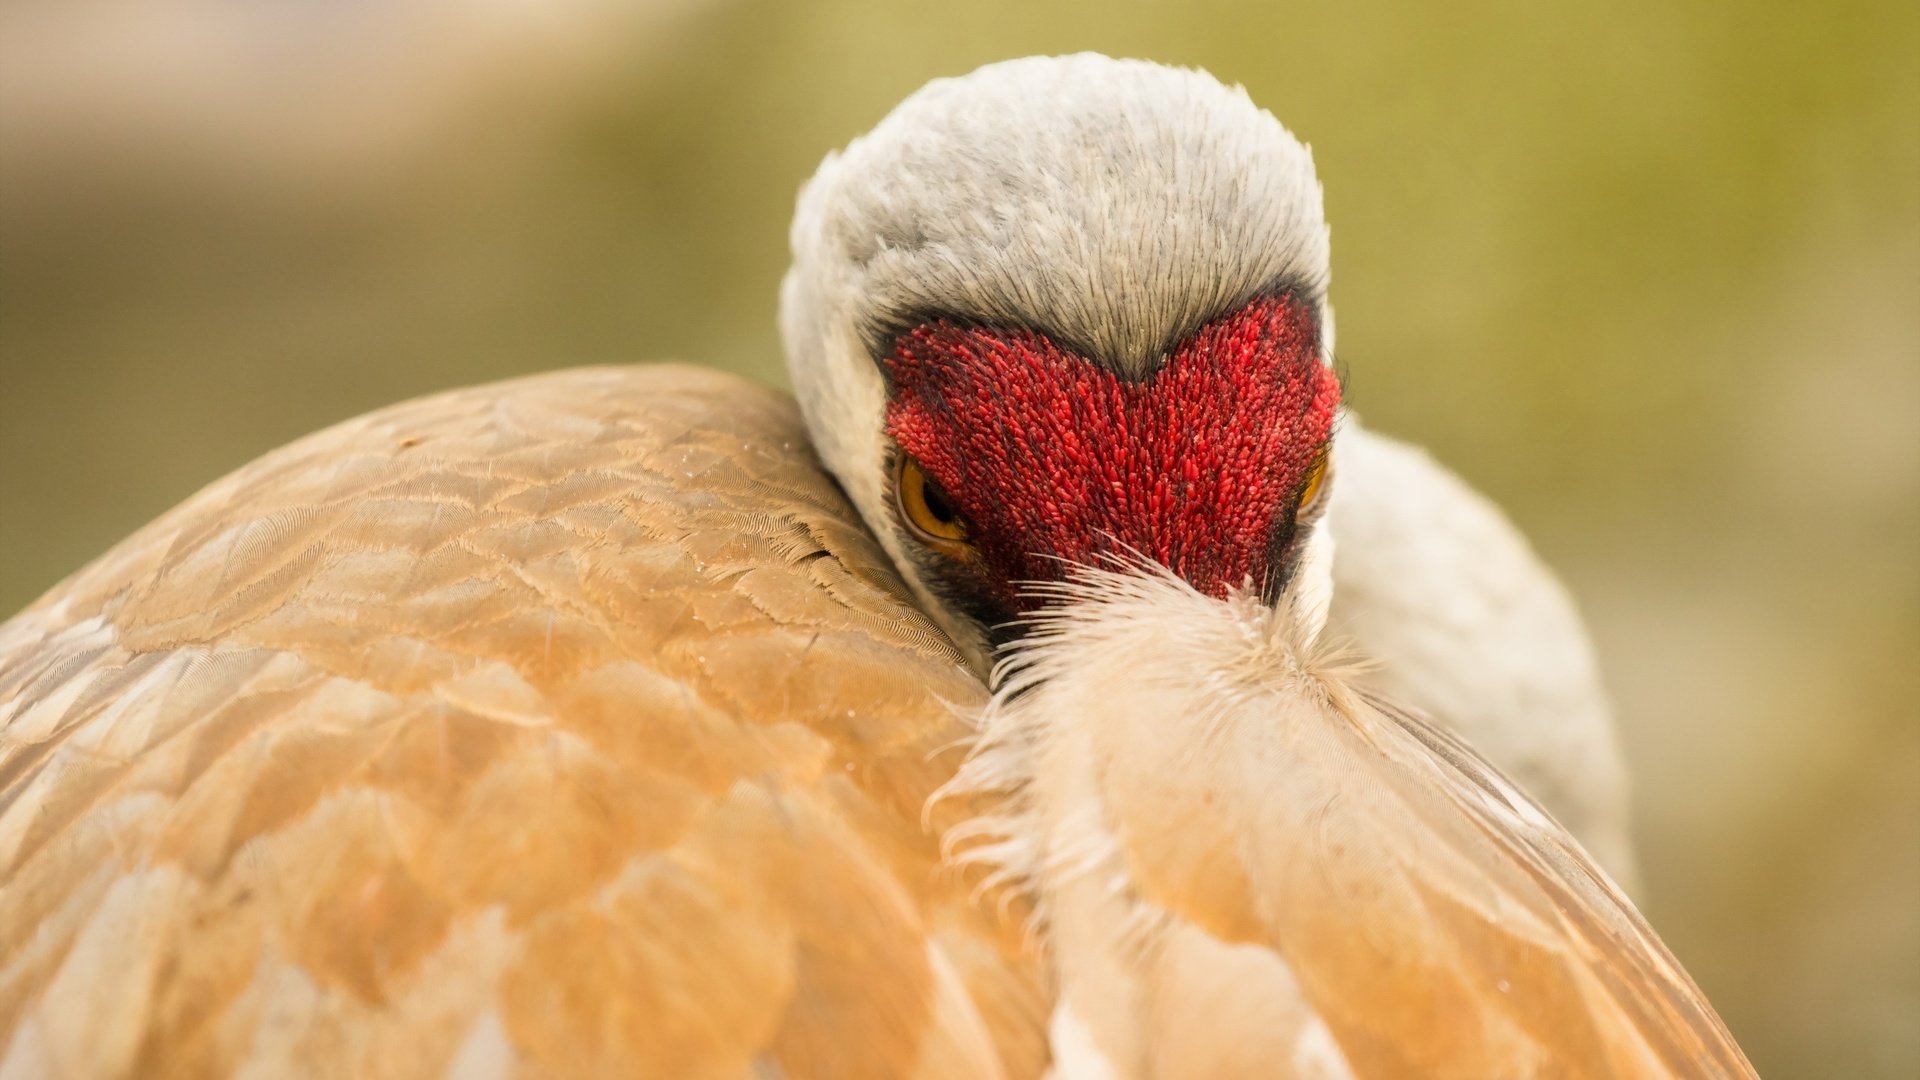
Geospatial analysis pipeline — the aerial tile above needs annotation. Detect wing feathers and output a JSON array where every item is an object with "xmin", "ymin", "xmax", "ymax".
[
  {"xmin": 0, "ymin": 366, "xmax": 1044, "ymax": 1078},
  {"xmin": 1, "ymin": 367, "xmax": 1744, "ymax": 1078},
  {"xmin": 942, "ymin": 567, "xmax": 1752, "ymax": 1078}
]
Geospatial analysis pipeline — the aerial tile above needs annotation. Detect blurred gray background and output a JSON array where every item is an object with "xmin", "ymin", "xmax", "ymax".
[{"xmin": 1, "ymin": 2, "xmax": 1915, "ymax": 1074}]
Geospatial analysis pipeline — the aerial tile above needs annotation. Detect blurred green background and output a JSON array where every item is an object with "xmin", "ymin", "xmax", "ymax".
[{"xmin": 2, "ymin": 1, "xmax": 1915, "ymax": 1074}]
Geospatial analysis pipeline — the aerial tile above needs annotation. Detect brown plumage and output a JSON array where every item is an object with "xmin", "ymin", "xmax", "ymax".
[
  {"xmin": 0, "ymin": 365, "xmax": 1751, "ymax": 1078},
  {"xmin": 0, "ymin": 368, "xmax": 1045, "ymax": 1078},
  {"xmin": 941, "ymin": 566, "xmax": 1751, "ymax": 1077}
]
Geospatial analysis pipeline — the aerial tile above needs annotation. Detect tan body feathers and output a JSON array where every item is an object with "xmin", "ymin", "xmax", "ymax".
[
  {"xmin": 0, "ymin": 368, "xmax": 1043, "ymax": 1078},
  {"xmin": 0, "ymin": 365, "xmax": 1750, "ymax": 1077}
]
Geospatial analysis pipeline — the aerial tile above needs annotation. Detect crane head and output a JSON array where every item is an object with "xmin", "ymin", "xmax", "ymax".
[{"xmin": 782, "ymin": 54, "xmax": 1341, "ymax": 665}]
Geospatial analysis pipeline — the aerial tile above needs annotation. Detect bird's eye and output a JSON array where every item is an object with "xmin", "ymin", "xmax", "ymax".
[
  {"xmin": 1296, "ymin": 447, "xmax": 1331, "ymax": 514},
  {"xmin": 896, "ymin": 454, "xmax": 974, "ymax": 557}
]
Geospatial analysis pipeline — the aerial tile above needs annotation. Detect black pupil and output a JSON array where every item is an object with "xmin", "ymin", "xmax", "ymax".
[{"xmin": 920, "ymin": 476, "xmax": 959, "ymax": 525}]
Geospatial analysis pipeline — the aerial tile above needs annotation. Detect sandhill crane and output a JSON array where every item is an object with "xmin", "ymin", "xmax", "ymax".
[{"xmin": 0, "ymin": 54, "xmax": 1746, "ymax": 1078}]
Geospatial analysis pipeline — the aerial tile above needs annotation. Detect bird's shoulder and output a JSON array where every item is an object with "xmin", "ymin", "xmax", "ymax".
[
  {"xmin": 1325, "ymin": 421, "xmax": 1638, "ymax": 883},
  {"xmin": 0, "ymin": 364, "xmax": 1046, "ymax": 1079}
]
